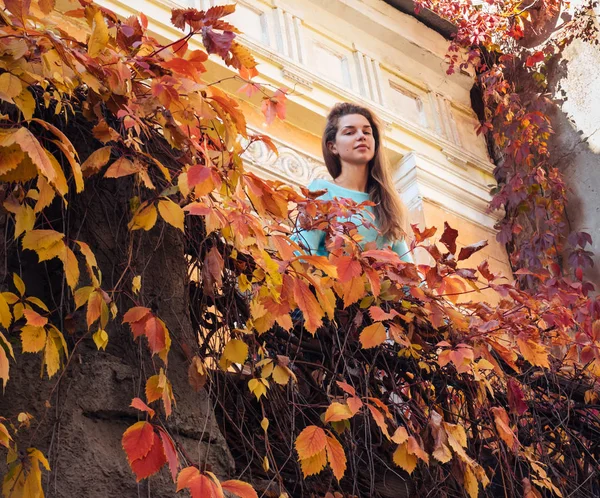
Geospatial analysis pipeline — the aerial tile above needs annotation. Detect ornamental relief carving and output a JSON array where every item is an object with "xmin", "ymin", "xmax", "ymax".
[{"xmin": 242, "ymin": 137, "xmax": 330, "ymax": 185}]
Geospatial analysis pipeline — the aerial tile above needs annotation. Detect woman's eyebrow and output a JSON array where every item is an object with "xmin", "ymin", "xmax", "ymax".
[{"xmin": 341, "ymin": 125, "xmax": 372, "ymax": 130}]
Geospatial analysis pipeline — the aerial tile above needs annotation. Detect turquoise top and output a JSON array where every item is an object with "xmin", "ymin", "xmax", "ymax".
[{"xmin": 293, "ymin": 179, "xmax": 413, "ymax": 263}]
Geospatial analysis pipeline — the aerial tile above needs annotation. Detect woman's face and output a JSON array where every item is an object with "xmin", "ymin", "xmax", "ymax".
[{"xmin": 328, "ymin": 113, "xmax": 376, "ymax": 167}]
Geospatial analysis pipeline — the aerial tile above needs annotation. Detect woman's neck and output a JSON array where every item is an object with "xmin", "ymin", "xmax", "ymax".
[{"xmin": 334, "ymin": 162, "xmax": 369, "ymax": 193}]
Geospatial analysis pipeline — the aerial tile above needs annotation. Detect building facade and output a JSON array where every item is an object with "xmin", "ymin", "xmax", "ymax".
[{"xmin": 98, "ymin": 0, "xmax": 513, "ymax": 281}]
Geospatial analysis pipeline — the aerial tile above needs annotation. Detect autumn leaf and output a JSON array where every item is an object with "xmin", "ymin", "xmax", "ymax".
[
  {"xmin": 295, "ymin": 425, "xmax": 327, "ymax": 459},
  {"xmin": 131, "ymin": 397, "xmax": 155, "ymax": 418},
  {"xmin": 158, "ymin": 198, "xmax": 185, "ymax": 231},
  {"xmin": 221, "ymin": 480, "xmax": 259, "ymax": 498},
  {"xmin": 88, "ymin": 11, "xmax": 109, "ymax": 57},
  {"xmin": 366, "ymin": 404, "xmax": 390, "ymax": 439},
  {"xmin": 324, "ymin": 402, "xmax": 354, "ymax": 423},
  {"xmin": 359, "ymin": 322, "xmax": 387, "ymax": 349},
  {"xmin": 129, "ymin": 202, "xmax": 158, "ymax": 231},
  {"xmin": 81, "ymin": 146, "xmax": 112, "ymax": 174},
  {"xmin": 517, "ymin": 337, "xmax": 550, "ymax": 368},
  {"xmin": 292, "ymin": 277, "xmax": 323, "ymax": 334},
  {"xmin": 0, "ymin": 73, "xmax": 23, "ymax": 104},
  {"xmin": 299, "ymin": 449, "xmax": 327, "ymax": 478},
  {"xmin": 440, "ymin": 222, "xmax": 458, "ymax": 254},
  {"xmin": 393, "ymin": 442, "xmax": 418, "ymax": 474},
  {"xmin": 222, "ymin": 338, "xmax": 248, "ymax": 364},
  {"xmin": 176, "ymin": 467, "xmax": 221, "ymax": 497},
  {"xmin": 104, "ymin": 157, "xmax": 140, "ymax": 178},
  {"xmin": 457, "ymin": 240, "xmax": 489, "ymax": 261},
  {"xmin": 248, "ymin": 378, "xmax": 268, "ymax": 401},
  {"xmin": 122, "ymin": 421, "xmax": 155, "ymax": 463},
  {"xmin": 158, "ymin": 428, "xmax": 179, "ymax": 482}
]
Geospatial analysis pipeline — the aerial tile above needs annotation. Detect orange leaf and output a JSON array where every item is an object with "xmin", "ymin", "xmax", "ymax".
[
  {"xmin": 517, "ymin": 337, "xmax": 550, "ymax": 368},
  {"xmin": 367, "ymin": 404, "xmax": 390, "ymax": 439},
  {"xmin": 325, "ymin": 434, "xmax": 346, "ymax": 481},
  {"xmin": 359, "ymin": 322, "xmax": 386, "ymax": 349},
  {"xmin": 393, "ymin": 442, "xmax": 417, "ymax": 474},
  {"xmin": 0, "ymin": 127, "xmax": 56, "ymax": 184},
  {"xmin": 221, "ymin": 480, "xmax": 259, "ymax": 498},
  {"xmin": 104, "ymin": 157, "xmax": 140, "ymax": 178},
  {"xmin": 295, "ymin": 425, "xmax": 327, "ymax": 459},
  {"xmin": 336, "ymin": 256, "xmax": 361, "ymax": 283},
  {"xmin": 81, "ymin": 146, "xmax": 112, "ymax": 174},
  {"xmin": 341, "ymin": 275, "xmax": 365, "ymax": 308},
  {"xmin": 122, "ymin": 421, "xmax": 154, "ymax": 463},
  {"xmin": 490, "ymin": 407, "xmax": 517, "ymax": 451},
  {"xmin": 23, "ymin": 309, "xmax": 47, "ymax": 327},
  {"xmin": 176, "ymin": 467, "xmax": 221, "ymax": 497},
  {"xmin": 324, "ymin": 402, "xmax": 354, "ymax": 423},
  {"xmin": 130, "ymin": 397, "xmax": 155, "ymax": 418},
  {"xmin": 292, "ymin": 277, "xmax": 323, "ymax": 335}
]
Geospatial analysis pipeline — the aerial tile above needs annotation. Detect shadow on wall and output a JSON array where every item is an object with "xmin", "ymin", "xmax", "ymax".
[{"xmin": 546, "ymin": 38, "xmax": 600, "ymax": 287}]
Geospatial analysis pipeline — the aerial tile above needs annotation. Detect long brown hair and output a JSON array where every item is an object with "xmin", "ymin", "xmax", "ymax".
[{"xmin": 322, "ymin": 102, "xmax": 406, "ymax": 241}]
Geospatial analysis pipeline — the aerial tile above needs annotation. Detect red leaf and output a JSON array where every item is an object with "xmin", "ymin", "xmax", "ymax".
[
  {"xmin": 457, "ymin": 240, "xmax": 488, "ymax": 261},
  {"xmin": 129, "ymin": 431, "xmax": 167, "ymax": 482},
  {"xmin": 122, "ymin": 421, "xmax": 154, "ymax": 463},
  {"xmin": 507, "ymin": 378, "xmax": 528, "ymax": 415},
  {"xmin": 526, "ymin": 51, "xmax": 545, "ymax": 67},
  {"xmin": 411, "ymin": 224, "xmax": 437, "ymax": 243},
  {"xmin": 177, "ymin": 467, "xmax": 221, "ymax": 498},
  {"xmin": 336, "ymin": 256, "xmax": 361, "ymax": 283},
  {"xmin": 130, "ymin": 397, "xmax": 155, "ymax": 418},
  {"xmin": 202, "ymin": 27, "xmax": 235, "ymax": 58},
  {"xmin": 158, "ymin": 428, "xmax": 179, "ymax": 482},
  {"xmin": 144, "ymin": 316, "xmax": 167, "ymax": 354},
  {"xmin": 440, "ymin": 222, "xmax": 458, "ymax": 254}
]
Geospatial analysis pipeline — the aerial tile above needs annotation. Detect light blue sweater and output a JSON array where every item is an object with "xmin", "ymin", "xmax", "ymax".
[{"xmin": 293, "ymin": 179, "xmax": 413, "ymax": 263}]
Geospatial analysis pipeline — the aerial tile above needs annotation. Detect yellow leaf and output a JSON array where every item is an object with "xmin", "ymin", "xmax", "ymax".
[
  {"xmin": 359, "ymin": 322, "xmax": 386, "ymax": 349},
  {"xmin": 73, "ymin": 286, "xmax": 94, "ymax": 310},
  {"xmin": 0, "ymin": 292, "xmax": 12, "ymax": 329},
  {"xmin": 22, "ymin": 229, "xmax": 64, "ymax": 256},
  {"xmin": 88, "ymin": 11, "xmax": 109, "ymax": 57},
  {"xmin": 0, "ymin": 145, "xmax": 24, "ymax": 175},
  {"xmin": 0, "ymin": 73, "xmax": 22, "ymax": 103},
  {"xmin": 299, "ymin": 449, "xmax": 327, "ymax": 478},
  {"xmin": 0, "ymin": 421, "xmax": 11, "ymax": 447},
  {"xmin": 238, "ymin": 274, "xmax": 252, "ymax": 292},
  {"xmin": 45, "ymin": 150, "xmax": 68, "ymax": 197},
  {"xmin": 44, "ymin": 328, "xmax": 61, "ymax": 377},
  {"xmin": 14, "ymin": 88, "xmax": 35, "ymax": 121},
  {"xmin": 464, "ymin": 466, "xmax": 479, "ymax": 498},
  {"xmin": 324, "ymin": 402, "xmax": 354, "ymax": 423},
  {"xmin": 13, "ymin": 273, "xmax": 25, "ymax": 296},
  {"xmin": 248, "ymin": 378, "xmax": 268, "ymax": 401},
  {"xmin": 223, "ymin": 339, "xmax": 248, "ymax": 364},
  {"xmin": 393, "ymin": 442, "xmax": 418, "ymax": 474},
  {"xmin": 21, "ymin": 325, "xmax": 46, "ymax": 353},
  {"xmin": 260, "ymin": 359, "xmax": 274, "ymax": 378},
  {"xmin": 58, "ymin": 245, "xmax": 80, "ymax": 291},
  {"xmin": 132, "ymin": 275, "xmax": 141, "ymax": 295},
  {"xmin": 0, "ymin": 346, "xmax": 9, "ymax": 390},
  {"xmin": 262, "ymin": 455, "xmax": 269, "ymax": 472},
  {"xmin": 261, "ymin": 417, "xmax": 269, "ymax": 432},
  {"xmin": 0, "ymin": 127, "xmax": 57, "ymax": 184},
  {"xmin": 13, "ymin": 202, "xmax": 35, "ymax": 239},
  {"xmin": 34, "ymin": 175, "xmax": 56, "ymax": 213},
  {"xmin": 158, "ymin": 198, "xmax": 185, "ymax": 231},
  {"xmin": 93, "ymin": 329, "xmax": 108, "ymax": 350},
  {"xmin": 81, "ymin": 146, "xmax": 111, "ymax": 175},
  {"xmin": 128, "ymin": 202, "xmax": 157, "ymax": 231},
  {"xmin": 517, "ymin": 337, "xmax": 550, "ymax": 368},
  {"xmin": 272, "ymin": 365, "xmax": 291, "ymax": 386},
  {"xmin": 295, "ymin": 425, "xmax": 327, "ymax": 459}
]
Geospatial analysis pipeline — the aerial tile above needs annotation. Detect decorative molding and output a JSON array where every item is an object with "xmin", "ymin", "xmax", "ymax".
[
  {"xmin": 241, "ymin": 134, "xmax": 330, "ymax": 186},
  {"xmin": 394, "ymin": 152, "xmax": 503, "ymax": 233}
]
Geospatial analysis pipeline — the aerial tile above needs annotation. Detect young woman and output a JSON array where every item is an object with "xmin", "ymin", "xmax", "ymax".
[{"xmin": 295, "ymin": 102, "xmax": 413, "ymax": 263}]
